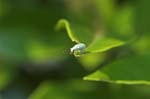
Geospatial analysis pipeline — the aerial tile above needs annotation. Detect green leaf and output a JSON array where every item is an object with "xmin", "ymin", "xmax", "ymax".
[
  {"xmin": 86, "ymin": 37, "xmax": 125, "ymax": 53},
  {"xmin": 84, "ymin": 54, "xmax": 150, "ymax": 85},
  {"xmin": 55, "ymin": 19, "xmax": 79, "ymax": 43},
  {"xmin": 55, "ymin": 19, "xmax": 94, "ymax": 45},
  {"xmin": 84, "ymin": 70, "xmax": 110, "ymax": 81},
  {"xmin": 55, "ymin": 19, "xmax": 125, "ymax": 57}
]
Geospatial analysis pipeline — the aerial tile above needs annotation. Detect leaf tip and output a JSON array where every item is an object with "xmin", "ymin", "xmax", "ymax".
[{"xmin": 55, "ymin": 18, "xmax": 80, "ymax": 43}]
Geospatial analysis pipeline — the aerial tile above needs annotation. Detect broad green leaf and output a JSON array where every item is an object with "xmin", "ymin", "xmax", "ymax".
[
  {"xmin": 86, "ymin": 37, "xmax": 125, "ymax": 53},
  {"xmin": 29, "ymin": 80, "xmax": 150, "ymax": 99},
  {"xmin": 55, "ymin": 19, "xmax": 94, "ymax": 45},
  {"xmin": 84, "ymin": 54, "xmax": 150, "ymax": 85}
]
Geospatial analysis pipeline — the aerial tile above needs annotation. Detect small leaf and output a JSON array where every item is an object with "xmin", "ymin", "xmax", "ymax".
[
  {"xmin": 86, "ymin": 37, "xmax": 125, "ymax": 53},
  {"xmin": 84, "ymin": 54, "xmax": 150, "ymax": 85},
  {"xmin": 55, "ymin": 19, "xmax": 94, "ymax": 45},
  {"xmin": 55, "ymin": 19, "xmax": 79, "ymax": 43}
]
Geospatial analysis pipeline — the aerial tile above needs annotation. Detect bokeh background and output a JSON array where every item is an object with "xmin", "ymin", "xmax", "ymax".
[{"xmin": 0, "ymin": 0, "xmax": 149, "ymax": 99}]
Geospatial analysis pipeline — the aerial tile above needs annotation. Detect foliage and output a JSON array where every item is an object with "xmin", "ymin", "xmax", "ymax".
[{"xmin": 0, "ymin": 0, "xmax": 149, "ymax": 99}]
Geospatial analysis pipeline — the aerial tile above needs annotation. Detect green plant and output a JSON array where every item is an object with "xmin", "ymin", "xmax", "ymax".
[{"xmin": 0, "ymin": 0, "xmax": 150, "ymax": 99}]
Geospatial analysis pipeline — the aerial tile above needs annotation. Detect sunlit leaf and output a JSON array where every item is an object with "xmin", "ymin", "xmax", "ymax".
[
  {"xmin": 84, "ymin": 70, "xmax": 110, "ymax": 81},
  {"xmin": 84, "ymin": 54, "xmax": 150, "ymax": 85},
  {"xmin": 86, "ymin": 37, "xmax": 125, "ymax": 53}
]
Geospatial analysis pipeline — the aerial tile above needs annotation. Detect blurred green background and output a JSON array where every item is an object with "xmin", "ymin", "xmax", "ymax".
[{"xmin": 0, "ymin": 0, "xmax": 149, "ymax": 99}]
